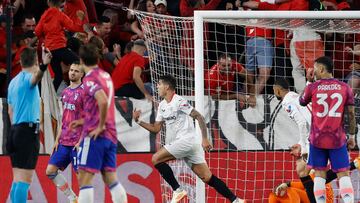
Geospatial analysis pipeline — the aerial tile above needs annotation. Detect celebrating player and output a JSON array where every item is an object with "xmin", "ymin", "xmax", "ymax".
[
  {"xmin": 76, "ymin": 44, "xmax": 127, "ymax": 203},
  {"xmin": 133, "ymin": 75, "xmax": 245, "ymax": 203},
  {"xmin": 299, "ymin": 56, "xmax": 356, "ymax": 203},
  {"xmin": 45, "ymin": 63, "xmax": 84, "ymax": 203}
]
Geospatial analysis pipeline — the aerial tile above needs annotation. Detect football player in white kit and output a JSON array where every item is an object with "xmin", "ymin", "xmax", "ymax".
[
  {"xmin": 133, "ymin": 75, "xmax": 246, "ymax": 203},
  {"xmin": 273, "ymin": 77, "xmax": 318, "ymax": 202}
]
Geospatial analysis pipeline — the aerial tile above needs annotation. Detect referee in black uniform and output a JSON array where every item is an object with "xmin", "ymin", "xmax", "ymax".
[{"xmin": 7, "ymin": 46, "xmax": 51, "ymax": 203}]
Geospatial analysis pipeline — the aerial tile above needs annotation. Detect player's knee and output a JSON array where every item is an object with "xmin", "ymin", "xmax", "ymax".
[
  {"xmin": 151, "ymin": 154, "xmax": 160, "ymax": 165},
  {"xmin": 200, "ymin": 172, "xmax": 212, "ymax": 183}
]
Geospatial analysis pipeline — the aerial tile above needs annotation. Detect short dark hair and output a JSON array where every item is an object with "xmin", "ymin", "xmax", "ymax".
[
  {"xmin": 79, "ymin": 44, "xmax": 100, "ymax": 66},
  {"xmin": 315, "ymin": 56, "xmax": 333, "ymax": 74},
  {"xmin": 48, "ymin": 0, "xmax": 63, "ymax": 7},
  {"xmin": 219, "ymin": 53, "xmax": 232, "ymax": 60},
  {"xmin": 274, "ymin": 77, "xmax": 290, "ymax": 90},
  {"xmin": 97, "ymin": 16, "xmax": 111, "ymax": 25},
  {"xmin": 159, "ymin": 75, "xmax": 176, "ymax": 90},
  {"xmin": 21, "ymin": 13, "xmax": 35, "ymax": 23},
  {"xmin": 20, "ymin": 47, "xmax": 37, "ymax": 68}
]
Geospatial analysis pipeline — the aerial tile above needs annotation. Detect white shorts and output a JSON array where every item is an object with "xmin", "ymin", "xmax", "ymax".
[{"xmin": 164, "ymin": 137, "xmax": 206, "ymax": 167}]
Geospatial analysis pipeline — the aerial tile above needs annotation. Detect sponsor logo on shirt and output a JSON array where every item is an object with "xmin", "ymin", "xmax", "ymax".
[
  {"xmin": 164, "ymin": 116, "xmax": 176, "ymax": 121},
  {"xmin": 64, "ymin": 102, "xmax": 75, "ymax": 111}
]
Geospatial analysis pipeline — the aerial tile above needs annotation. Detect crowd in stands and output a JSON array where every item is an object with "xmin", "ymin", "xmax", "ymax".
[{"xmin": 0, "ymin": 0, "xmax": 359, "ymax": 103}]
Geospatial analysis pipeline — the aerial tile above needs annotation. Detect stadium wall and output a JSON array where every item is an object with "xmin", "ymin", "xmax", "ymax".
[{"xmin": 3, "ymin": 95, "xmax": 358, "ymax": 154}]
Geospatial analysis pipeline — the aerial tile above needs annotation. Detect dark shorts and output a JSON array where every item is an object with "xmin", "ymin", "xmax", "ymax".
[
  {"xmin": 48, "ymin": 144, "xmax": 78, "ymax": 172},
  {"xmin": 307, "ymin": 144, "xmax": 350, "ymax": 172},
  {"xmin": 8, "ymin": 123, "xmax": 40, "ymax": 169},
  {"xmin": 77, "ymin": 136, "xmax": 117, "ymax": 173}
]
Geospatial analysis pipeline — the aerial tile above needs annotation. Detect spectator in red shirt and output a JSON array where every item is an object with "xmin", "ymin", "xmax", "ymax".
[
  {"xmin": 13, "ymin": 14, "xmax": 36, "ymax": 37},
  {"xmin": 92, "ymin": 16, "xmax": 112, "ymax": 47},
  {"xmin": 35, "ymin": 0, "xmax": 85, "ymax": 91},
  {"xmin": 88, "ymin": 36, "xmax": 121, "ymax": 75},
  {"xmin": 205, "ymin": 54, "xmax": 247, "ymax": 101},
  {"xmin": 12, "ymin": 31, "xmax": 38, "ymax": 79},
  {"xmin": 64, "ymin": 0, "xmax": 89, "ymax": 24},
  {"xmin": 112, "ymin": 39, "xmax": 152, "ymax": 101}
]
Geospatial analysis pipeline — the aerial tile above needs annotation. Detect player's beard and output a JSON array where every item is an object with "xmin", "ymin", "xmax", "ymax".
[{"xmin": 276, "ymin": 95, "xmax": 282, "ymax": 101}]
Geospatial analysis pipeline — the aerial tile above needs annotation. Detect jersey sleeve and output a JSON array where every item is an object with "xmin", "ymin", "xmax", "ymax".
[
  {"xmin": 178, "ymin": 99, "xmax": 193, "ymax": 115},
  {"xmin": 299, "ymin": 84, "xmax": 313, "ymax": 106},
  {"xmin": 345, "ymin": 85, "xmax": 355, "ymax": 106}
]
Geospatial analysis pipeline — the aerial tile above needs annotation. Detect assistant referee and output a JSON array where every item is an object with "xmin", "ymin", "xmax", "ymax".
[{"xmin": 7, "ymin": 46, "xmax": 51, "ymax": 203}]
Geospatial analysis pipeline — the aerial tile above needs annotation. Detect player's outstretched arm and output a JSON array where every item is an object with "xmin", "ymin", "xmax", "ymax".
[{"xmin": 133, "ymin": 109, "xmax": 163, "ymax": 133}]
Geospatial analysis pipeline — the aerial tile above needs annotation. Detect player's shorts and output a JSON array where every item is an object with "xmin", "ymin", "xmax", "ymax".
[
  {"xmin": 77, "ymin": 136, "xmax": 117, "ymax": 173},
  {"xmin": 164, "ymin": 137, "xmax": 206, "ymax": 168},
  {"xmin": 307, "ymin": 144, "xmax": 350, "ymax": 172},
  {"xmin": 8, "ymin": 123, "xmax": 40, "ymax": 169},
  {"xmin": 245, "ymin": 37, "xmax": 274, "ymax": 71},
  {"xmin": 48, "ymin": 144, "xmax": 78, "ymax": 171}
]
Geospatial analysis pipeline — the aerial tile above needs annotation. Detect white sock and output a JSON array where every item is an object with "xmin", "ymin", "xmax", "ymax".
[
  {"xmin": 78, "ymin": 186, "xmax": 94, "ymax": 203},
  {"xmin": 339, "ymin": 176, "xmax": 354, "ymax": 203},
  {"xmin": 109, "ymin": 182, "xmax": 127, "ymax": 203},
  {"xmin": 313, "ymin": 177, "xmax": 326, "ymax": 203},
  {"xmin": 52, "ymin": 173, "xmax": 77, "ymax": 201}
]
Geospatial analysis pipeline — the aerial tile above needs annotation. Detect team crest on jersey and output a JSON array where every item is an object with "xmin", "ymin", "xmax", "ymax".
[{"xmin": 285, "ymin": 105, "xmax": 292, "ymax": 113}]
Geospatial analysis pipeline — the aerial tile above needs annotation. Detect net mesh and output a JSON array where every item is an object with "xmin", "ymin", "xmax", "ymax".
[{"xmin": 134, "ymin": 9, "xmax": 360, "ymax": 202}]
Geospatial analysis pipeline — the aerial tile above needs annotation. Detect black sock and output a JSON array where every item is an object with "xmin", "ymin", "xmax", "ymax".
[
  {"xmin": 350, "ymin": 161, "xmax": 356, "ymax": 171},
  {"xmin": 207, "ymin": 175, "xmax": 237, "ymax": 202},
  {"xmin": 325, "ymin": 169, "xmax": 337, "ymax": 184},
  {"xmin": 300, "ymin": 175, "xmax": 316, "ymax": 203},
  {"xmin": 154, "ymin": 163, "xmax": 180, "ymax": 191}
]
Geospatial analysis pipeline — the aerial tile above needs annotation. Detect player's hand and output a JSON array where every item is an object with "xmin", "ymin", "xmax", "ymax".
[
  {"xmin": 202, "ymin": 138, "xmax": 213, "ymax": 152},
  {"xmin": 347, "ymin": 137, "xmax": 356, "ymax": 149},
  {"xmin": 290, "ymin": 144, "xmax": 302, "ymax": 159},
  {"xmin": 133, "ymin": 108, "xmax": 141, "ymax": 122},
  {"xmin": 275, "ymin": 183, "xmax": 288, "ymax": 197},
  {"xmin": 89, "ymin": 125, "xmax": 106, "ymax": 140},
  {"xmin": 69, "ymin": 119, "xmax": 84, "ymax": 130},
  {"xmin": 53, "ymin": 139, "xmax": 59, "ymax": 152},
  {"xmin": 306, "ymin": 68, "xmax": 315, "ymax": 82},
  {"xmin": 73, "ymin": 142, "xmax": 80, "ymax": 151}
]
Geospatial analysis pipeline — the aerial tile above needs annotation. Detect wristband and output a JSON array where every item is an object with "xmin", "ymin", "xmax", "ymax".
[
  {"xmin": 39, "ymin": 64, "xmax": 48, "ymax": 72},
  {"xmin": 349, "ymin": 134, "xmax": 355, "ymax": 139}
]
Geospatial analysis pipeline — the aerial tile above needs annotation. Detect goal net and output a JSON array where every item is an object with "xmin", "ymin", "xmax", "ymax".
[{"xmin": 133, "ymin": 9, "xmax": 360, "ymax": 202}]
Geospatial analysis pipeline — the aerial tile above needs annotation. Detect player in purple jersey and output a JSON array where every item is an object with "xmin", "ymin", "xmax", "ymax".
[
  {"xmin": 299, "ymin": 56, "xmax": 356, "ymax": 203},
  {"xmin": 76, "ymin": 44, "xmax": 127, "ymax": 203},
  {"xmin": 46, "ymin": 63, "xmax": 84, "ymax": 203}
]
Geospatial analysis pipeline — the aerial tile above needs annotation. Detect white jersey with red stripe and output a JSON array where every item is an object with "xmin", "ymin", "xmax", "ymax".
[{"xmin": 282, "ymin": 91, "xmax": 312, "ymax": 154}]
